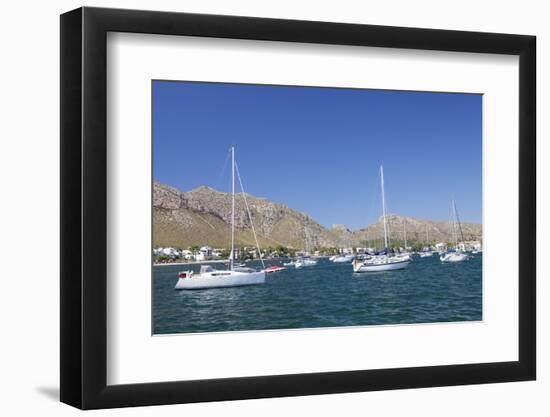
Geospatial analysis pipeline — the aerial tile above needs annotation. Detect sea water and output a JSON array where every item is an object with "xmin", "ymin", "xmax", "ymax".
[{"xmin": 153, "ymin": 254, "xmax": 482, "ymax": 334}]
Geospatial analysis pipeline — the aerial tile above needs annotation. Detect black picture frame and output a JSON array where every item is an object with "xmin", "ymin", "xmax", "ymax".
[{"xmin": 60, "ymin": 6, "xmax": 536, "ymax": 410}]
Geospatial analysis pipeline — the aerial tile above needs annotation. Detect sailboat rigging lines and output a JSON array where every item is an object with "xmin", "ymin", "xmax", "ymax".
[
  {"xmin": 440, "ymin": 199, "xmax": 468, "ymax": 263},
  {"xmin": 174, "ymin": 146, "xmax": 266, "ymax": 290},
  {"xmin": 353, "ymin": 165, "xmax": 410, "ymax": 273}
]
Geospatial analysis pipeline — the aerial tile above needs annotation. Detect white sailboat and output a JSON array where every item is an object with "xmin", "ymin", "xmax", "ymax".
[
  {"xmin": 295, "ymin": 228, "xmax": 318, "ymax": 268},
  {"xmin": 396, "ymin": 221, "xmax": 412, "ymax": 261},
  {"xmin": 440, "ymin": 199, "xmax": 468, "ymax": 263},
  {"xmin": 353, "ymin": 166, "xmax": 410, "ymax": 273},
  {"xmin": 175, "ymin": 147, "xmax": 266, "ymax": 290},
  {"xmin": 419, "ymin": 224, "xmax": 434, "ymax": 257},
  {"xmin": 295, "ymin": 257, "xmax": 317, "ymax": 268},
  {"xmin": 332, "ymin": 254, "xmax": 355, "ymax": 263}
]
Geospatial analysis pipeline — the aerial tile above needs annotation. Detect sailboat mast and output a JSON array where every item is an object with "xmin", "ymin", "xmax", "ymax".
[
  {"xmin": 380, "ymin": 165, "xmax": 389, "ymax": 250},
  {"xmin": 403, "ymin": 222, "xmax": 407, "ymax": 249},
  {"xmin": 452, "ymin": 199, "xmax": 458, "ymax": 249},
  {"xmin": 230, "ymin": 146, "xmax": 235, "ymax": 270},
  {"xmin": 426, "ymin": 224, "xmax": 428, "ymax": 244}
]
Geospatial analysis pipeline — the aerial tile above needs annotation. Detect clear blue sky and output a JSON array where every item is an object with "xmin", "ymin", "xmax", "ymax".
[{"xmin": 153, "ymin": 80, "xmax": 482, "ymax": 229}]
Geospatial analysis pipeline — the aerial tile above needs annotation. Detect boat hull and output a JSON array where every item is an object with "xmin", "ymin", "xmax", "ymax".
[
  {"xmin": 295, "ymin": 259, "xmax": 317, "ymax": 268},
  {"xmin": 175, "ymin": 271, "xmax": 265, "ymax": 290},
  {"xmin": 332, "ymin": 256, "xmax": 354, "ymax": 263},
  {"xmin": 353, "ymin": 259, "xmax": 410, "ymax": 272},
  {"xmin": 440, "ymin": 253, "xmax": 468, "ymax": 263}
]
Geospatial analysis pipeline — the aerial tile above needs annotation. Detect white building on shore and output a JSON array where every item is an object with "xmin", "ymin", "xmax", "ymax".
[
  {"xmin": 181, "ymin": 249, "xmax": 193, "ymax": 260},
  {"xmin": 200, "ymin": 246, "xmax": 212, "ymax": 256}
]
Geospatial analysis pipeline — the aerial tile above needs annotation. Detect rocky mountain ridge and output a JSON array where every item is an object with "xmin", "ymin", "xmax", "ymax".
[{"xmin": 153, "ymin": 181, "xmax": 482, "ymax": 249}]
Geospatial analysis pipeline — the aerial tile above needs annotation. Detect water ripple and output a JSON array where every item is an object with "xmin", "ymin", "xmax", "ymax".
[{"xmin": 153, "ymin": 255, "xmax": 482, "ymax": 334}]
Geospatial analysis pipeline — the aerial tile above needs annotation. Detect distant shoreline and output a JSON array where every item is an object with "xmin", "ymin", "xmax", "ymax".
[
  {"xmin": 153, "ymin": 256, "xmax": 302, "ymax": 267},
  {"xmin": 154, "ymin": 259, "xmax": 229, "ymax": 267}
]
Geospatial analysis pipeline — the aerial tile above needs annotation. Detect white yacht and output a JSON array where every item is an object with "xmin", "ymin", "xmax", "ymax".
[
  {"xmin": 440, "ymin": 252, "xmax": 468, "ymax": 263},
  {"xmin": 354, "ymin": 254, "xmax": 410, "ymax": 272},
  {"xmin": 419, "ymin": 225, "xmax": 434, "ymax": 257},
  {"xmin": 295, "ymin": 230, "xmax": 318, "ymax": 268},
  {"xmin": 396, "ymin": 222, "xmax": 412, "ymax": 261},
  {"xmin": 295, "ymin": 257, "xmax": 317, "ymax": 268},
  {"xmin": 174, "ymin": 265, "xmax": 265, "ymax": 289},
  {"xmin": 175, "ymin": 146, "xmax": 266, "ymax": 290},
  {"xmin": 353, "ymin": 166, "xmax": 410, "ymax": 273},
  {"xmin": 440, "ymin": 199, "xmax": 468, "ymax": 263},
  {"xmin": 332, "ymin": 254, "xmax": 355, "ymax": 263},
  {"xmin": 395, "ymin": 252, "xmax": 412, "ymax": 262}
]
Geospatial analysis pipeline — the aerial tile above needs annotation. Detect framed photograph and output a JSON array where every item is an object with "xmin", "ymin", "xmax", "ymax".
[{"xmin": 60, "ymin": 6, "xmax": 536, "ymax": 409}]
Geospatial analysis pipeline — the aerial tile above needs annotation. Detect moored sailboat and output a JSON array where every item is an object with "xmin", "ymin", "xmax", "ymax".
[
  {"xmin": 353, "ymin": 166, "xmax": 410, "ymax": 273},
  {"xmin": 395, "ymin": 221, "xmax": 412, "ymax": 261},
  {"xmin": 175, "ymin": 146, "xmax": 266, "ymax": 289},
  {"xmin": 419, "ymin": 225, "xmax": 434, "ymax": 257},
  {"xmin": 295, "ymin": 257, "xmax": 317, "ymax": 268},
  {"xmin": 332, "ymin": 254, "xmax": 355, "ymax": 263},
  {"xmin": 295, "ymin": 229, "xmax": 318, "ymax": 268},
  {"xmin": 440, "ymin": 199, "xmax": 468, "ymax": 263}
]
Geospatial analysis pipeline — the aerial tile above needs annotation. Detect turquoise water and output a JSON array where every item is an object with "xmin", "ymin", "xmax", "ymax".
[{"xmin": 153, "ymin": 254, "xmax": 482, "ymax": 334}]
